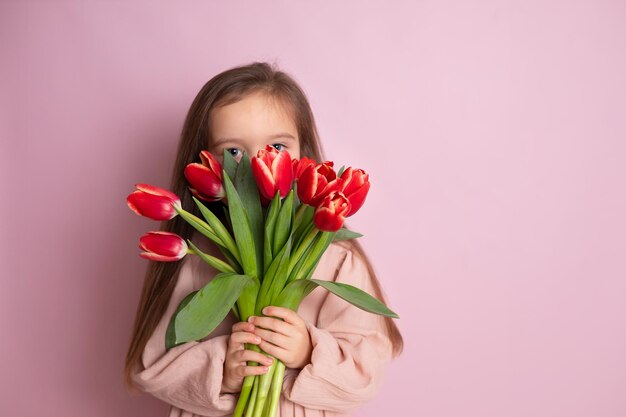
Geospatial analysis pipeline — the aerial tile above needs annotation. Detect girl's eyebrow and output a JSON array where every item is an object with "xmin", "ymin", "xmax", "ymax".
[
  {"xmin": 212, "ymin": 137, "xmax": 244, "ymax": 147},
  {"xmin": 213, "ymin": 133, "xmax": 296, "ymax": 146},
  {"xmin": 266, "ymin": 132, "xmax": 296, "ymax": 141}
]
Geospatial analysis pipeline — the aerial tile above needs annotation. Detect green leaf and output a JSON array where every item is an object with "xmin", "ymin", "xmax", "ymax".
[
  {"xmin": 333, "ymin": 228, "xmax": 363, "ymax": 241},
  {"xmin": 221, "ymin": 206, "xmax": 233, "ymax": 232},
  {"xmin": 292, "ymin": 182, "xmax": 300, "ymax": 208},
  {"xmin": 174, "ymin": 273, "xmax": 254, "ymax": 344},
  {"xmin": 273, "ymin": 190, "xmax": 293, "ymax": 254},
  {"xmin": 234, "ymin": 153, "xmax": 264, "ymax": 279},
  {"xmin": 288, "ymin": 230, "xmax": 334, "ymax": 283},
  {"xmin": 337, "ymin": 165, "xmax": 346, "ymax": 177},
  {"xmin": 186, "ymin": 239, "xmax": 236, "ymax": 273},
  {"xmin": 287, "ymin": 232, "xmax": 317, "ymax": 282},
  {"xmin": 222, "ymin": 149, "xmax": 238, "ymax": 182},
  {"xmin": 268, "ymin": 238, "xmax": 295, "ymax": 306},
  {"xmin": 274, "ymin": 279, "xmax": 318, "ymax": 311},
  {"xmin": 255, "ymin": 238, "xmax": 291, "ymax": 314},
  {"xmin": 215, "ymin": 244, "xmax": 243, "ymax": 274},
  {"xmin": 192, "ymin": 196, "xmax": 241, "ymax": 265},
  {"xmin": 236, "ymin": 274, "xmax": 260, "ymax": 321},
  {"xmin": 293, "ymin": 205, "xmax": 315, "ymax": 246},
  {"xmin": 166, "ymin": 290, "xmax": 198, "ymax": 349},
  {"xmin": 309, "ymin": 279, "xmax": 399, "ymax": 318},
  {"xmin": 263, "ymin": 192, "xmax": 281, "ymax": 272},
  {"xmin": 222, "ymin": 171, "xmax": 257, "ymax": 278},
  {"xmin": 173, "ymin": 206, "xmax": 222, "ymax": 245}
]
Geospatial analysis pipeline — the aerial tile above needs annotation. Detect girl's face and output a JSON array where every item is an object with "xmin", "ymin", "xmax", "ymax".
[{"xmin": 208, "ymin": 91, "xmax": 301, "ymax": 163}]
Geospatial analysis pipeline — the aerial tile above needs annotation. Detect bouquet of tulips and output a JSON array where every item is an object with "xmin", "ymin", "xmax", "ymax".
[{"xmin": 127, "ymin": 146, "xmax": 398, "ymax": 417}]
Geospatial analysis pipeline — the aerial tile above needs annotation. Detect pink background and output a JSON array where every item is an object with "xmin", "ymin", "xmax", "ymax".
[{"xmin": 1, "ymin": 1, "xmax": 625, "ymax": 416}]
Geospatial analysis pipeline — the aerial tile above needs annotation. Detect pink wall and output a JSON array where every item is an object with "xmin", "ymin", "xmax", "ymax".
[{"xmin": 1, "ymin": 1, "xmax": 625, "ymax": 416}]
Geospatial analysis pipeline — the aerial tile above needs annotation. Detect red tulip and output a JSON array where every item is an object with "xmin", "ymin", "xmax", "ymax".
[
  {"xmin": 127, "ymin": 184, "xmax": 181, "ymax": 221},
  {"xmin": 292, "ymin": 157, "xmax": 316, "ymax": 181},
  {"xmin": 184, "ymin": 150, "xmax": 225, "ymax": 202},
  {"xmin": 313, "ymin": 191, "xmax": 351, "ymax": 232},
  {"xmin": 297, "ymin": 161, "xmax": 342, "ymax": 207},
  {"xmin": 138, "ymin": 231, "xmax": 188, "ymax": 261},
  {"xmin": 339, "ymin": 167, "xmax": 370, "ymax": 216},
  {"xmin": 251, "ymin": 145, "xmax": 293, "ymax": 203}
]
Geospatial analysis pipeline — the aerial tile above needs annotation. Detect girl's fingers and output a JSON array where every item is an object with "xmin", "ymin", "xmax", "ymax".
[
  {"xmin": 258, "ymin": 339, "xmax": 289, "ymax": 362},
  {"xmin": 237, "ymin": 364, "xmax": 271, "ymax": 378},
  {"xmin": 248, "ymin": 315, "xmax": 292, "ymax": 336},
  {"xmin": 233, "ymin": 349, "xmax": 274, "ymax": 366},
  {"xmin": 259, "ymin": 306, "xmax": 304, "ymax": 326},
  {"xmin": 253, "ymin": 327, "xmax": 289, "ymax": 349},
  {"xmin": 228, "ymin": 331, "xmax": 261, "ymax": 350},
  {"xmin": 232, "ymin": 321, "xmax": 255, "ymax": 333}
]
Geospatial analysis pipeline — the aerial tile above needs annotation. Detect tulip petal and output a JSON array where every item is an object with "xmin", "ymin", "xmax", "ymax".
[
  {"xmin": 339, "ymin": 168, "xmax": 370, "ymax": 216},
  {"xmin": 135, "ymin": 183, "xmax": 180, "ymax": 203},
  {"xmin": 313, "ymin": 191, "xmax": 350, "ymax": 232},
  {"xmin": 184, "ymin": 163, "xmax": 225, "ymax": 201},
  {"xmin": 296, "ymin": 165, "xmax": 318, "ymax": 204},
  {"xmin": 297, "ymin": 162, "xmax": 339, "ymax": 207},
  {"xmin": 292, "ymin": 157, "xmax": 317, "ymax": 180},
  {"xmin": 273, "ymin": 150, "xmax": 293, "ymax": 197},
  {"xmin": 251, "ymin": 157, "xmax": 277, "ymax": 201},
  {"xmin": 345, "ymin": 181, "xmax": 369, "ymax": 216},
  {"xmin": 199, "ymin": 150, "xmax": 224, "ymax": 181},
  {"xmin": 139, "ymin": 251, "xmax": 182, "ymax": 262},
  {"xmin": 139, "ymin": 231, "xmax": 188, "ymax": 259},
  {"xmin": 127, "ymin": 190, "xmax": 177, "ymax": 221},
  {"xmin": 313, "ymin": 207, "xmax": 345, "ymax": 232}
]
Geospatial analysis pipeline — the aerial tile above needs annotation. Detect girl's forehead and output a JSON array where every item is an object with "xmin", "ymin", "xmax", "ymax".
[{"xmin": 210, "ymin": 92, "xmax": 297, "ymax": 137}]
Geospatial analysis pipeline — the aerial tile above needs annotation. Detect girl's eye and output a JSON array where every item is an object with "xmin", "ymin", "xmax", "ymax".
[
  {"xmin": 271, "ymin": 143, "xmax": 286, "ymax": 152},
  {"xmin": 226, "ymin": 148, "xmax": 241, "ymax": 158}
]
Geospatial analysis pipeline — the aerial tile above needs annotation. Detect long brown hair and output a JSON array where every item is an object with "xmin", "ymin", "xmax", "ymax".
[{"xmin": 124, "ymin": 61, "xmax": 403, "ymax": 392}]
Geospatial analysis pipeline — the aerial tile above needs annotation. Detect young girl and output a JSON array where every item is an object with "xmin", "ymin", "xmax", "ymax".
[{"xmin": 124, "ymin": 61, "xmax": 403, "ymax": 417}]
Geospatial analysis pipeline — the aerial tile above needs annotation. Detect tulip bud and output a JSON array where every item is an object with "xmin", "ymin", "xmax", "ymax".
[
  {"xmin": 297, "ymin": 161, "xmax": 342, "ymax": 207},
  {"xmin": 251, "ymin": 145, "xmax": 293, "ymax": 204},
  {"xmin": 339, "ymin": 167, "xmax": 370, "ymax": 216},
  {"xmin": 292, "ymin": 157, "xmax": 317, "ymax": 181},
  {"xmin": 184, "ymin": 150, "xmax": 225, "ymax": 202},
  {"xmin": 313, "ymin": 191, "xmax": 351, "ymax": 232},
  {"xmin": 127, "ymin": 184, "xmax": 181, "ymax": 221},
  {"xmin": 138, "ymin": 231, "xmax": 188, "ymax": 261}
]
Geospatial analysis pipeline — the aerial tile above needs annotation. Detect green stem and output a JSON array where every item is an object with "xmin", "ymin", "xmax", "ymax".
[
  {"xmin": 186, "ymin": 240, "xmax": 236, "ymax": 273},
  {"xmin": 266, "ymin": 360, "xmax": 285, "ymax": 417},
  {"xmin": 233, "ymin": 343, "xmax": 264, "ymax": 416},
  {"xmin": 288, "ymin": 227, "xmax": 319, "ymax": 274},
  {"xmin": 292, "ymin": 203, "xmax": 307, "ymax": 234},
  {"xmin": 261, "ymin": 390, "xmax": 271, "ymax": 417},
  {"xmin": 294, "ymin": 203, "xmax": 307, "ymax": 220},
  {"xmin": 235, "ymin": 372, "xmax": 257, "ymax": 417},
  {"xmin": 243, "ymin": 376, "xmax": 259, "ymax": 417},
  {"xmin": 252, "ymin": 360, "xmax": 277, "ymax": 417},
  {"xmin": 173, "ymin": 206, "xmax": 222, "ymax": 246}
]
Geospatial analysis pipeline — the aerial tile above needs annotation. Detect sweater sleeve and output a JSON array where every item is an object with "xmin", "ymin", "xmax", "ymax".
[
  {"xmin": 130, "ymin": 253, "xmax": 237, "ymax": 417},
  {"xmin": 282, "ymin": 245, "xmax": 394, "ymax": 413}
]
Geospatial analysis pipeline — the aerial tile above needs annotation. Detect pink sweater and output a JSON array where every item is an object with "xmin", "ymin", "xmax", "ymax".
[{"xmin": 131, "ymin": 232, "xmax": 393, "ymax": 417}]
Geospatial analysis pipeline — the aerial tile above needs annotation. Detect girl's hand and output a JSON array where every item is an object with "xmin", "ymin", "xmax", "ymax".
[
  {"xmin": 221, "ymin": 321, "xmax": 274, "ymax": 394},
  {"xmin": 248, "ymin": 306, "xmax": 313, "ymax": 369}
]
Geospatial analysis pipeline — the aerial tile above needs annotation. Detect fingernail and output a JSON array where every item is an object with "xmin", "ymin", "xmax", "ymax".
[
  {"xmin": 262, "ymin": 307, "xmax": 269, "ymax": 315},
  {"xmin": 265, "ymin": 357, "xmax": 273, "ymax": 364},
  {"xmin": 248, "ymin": 316, "xmax": 254, "ymax": 323},
  {"xmin": 254, "ymin": 336, "xmax": 261, "ymax": 343}
]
